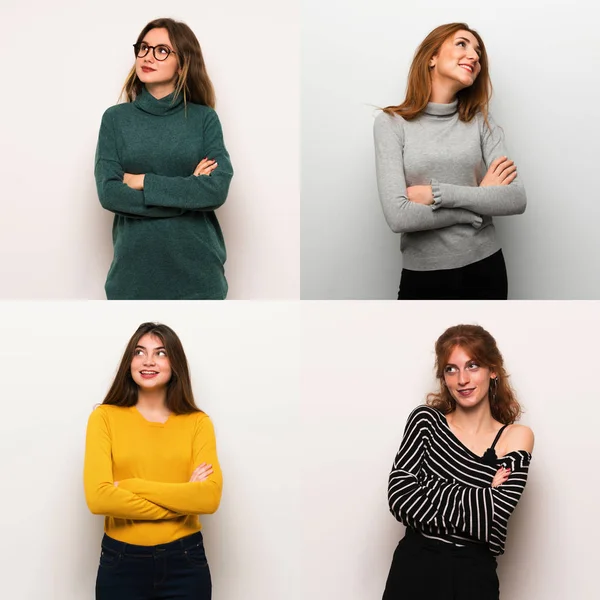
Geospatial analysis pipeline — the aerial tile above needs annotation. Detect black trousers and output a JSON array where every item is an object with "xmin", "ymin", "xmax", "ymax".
[
  {"xmin": 398, "ymin": 249, "xmax": 508, "ymax": 300},
  {"xmin": 382, "ymin": 528, "xmax": 499, "ymax": 600},
  {"xmin": 95, "ymin": 531, "xmax": 211, "ymax": 600}
]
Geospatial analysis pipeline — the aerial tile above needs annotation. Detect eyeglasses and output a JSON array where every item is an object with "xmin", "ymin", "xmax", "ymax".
[{"xmin": 133, "ymin": 42, "xmax": 176, "ymax": 61}]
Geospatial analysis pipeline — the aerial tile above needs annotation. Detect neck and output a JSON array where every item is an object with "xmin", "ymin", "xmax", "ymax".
[
  {"xmin": 429, "ymin": 76, "xmax": 461, "ymax": 104},
  {"xmin": 448, "ymin": 400, "xmax": 494, "ymax": 434},
  {"xmin": 136, "ymin": 388, "xmax": 168, "ymax": 411},
  {"xmin": 145, "ymin": 82, "xmax": 176, "ymax": 100}
]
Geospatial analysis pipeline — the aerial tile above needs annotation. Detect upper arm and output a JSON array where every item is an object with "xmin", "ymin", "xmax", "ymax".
[
  {"xmin": 193, "ymin": 414, "xmax": 223, "ymax": 487},
  {"xmin": 505, "ymin": 424, "xmax": 534, "ymax": 454}
]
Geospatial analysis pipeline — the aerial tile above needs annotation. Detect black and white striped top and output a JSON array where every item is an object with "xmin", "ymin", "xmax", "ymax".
[{"xmin": 388, "ymin": 405, "xmax": 532, "ymax": 556}]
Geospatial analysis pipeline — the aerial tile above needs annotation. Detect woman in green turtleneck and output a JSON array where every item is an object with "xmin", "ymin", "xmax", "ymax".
[{"xmin": 94, "ymin": 18, "xmax": 233, "ymax": 300}]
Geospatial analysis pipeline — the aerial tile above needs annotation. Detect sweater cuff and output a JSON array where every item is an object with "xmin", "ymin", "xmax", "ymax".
[{"xmin": 431, "ymin": 180, "xmax": 442, "ymax": 210}]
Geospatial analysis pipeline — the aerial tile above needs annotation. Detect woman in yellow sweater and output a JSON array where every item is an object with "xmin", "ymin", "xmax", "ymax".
[{"xmin": 84, "ymin": 322, "xmax": 222, "ymax": 599}]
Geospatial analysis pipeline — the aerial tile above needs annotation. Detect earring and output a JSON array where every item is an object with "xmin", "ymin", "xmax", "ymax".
[{"xmin": 490, "ymin": 377, "xmax": 498, "ymax": 402}]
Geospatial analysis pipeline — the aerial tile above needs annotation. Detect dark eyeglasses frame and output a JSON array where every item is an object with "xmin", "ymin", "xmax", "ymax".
[{"xmin": 133, "ymin": 42, "xmax": 177, "ymax": 62}]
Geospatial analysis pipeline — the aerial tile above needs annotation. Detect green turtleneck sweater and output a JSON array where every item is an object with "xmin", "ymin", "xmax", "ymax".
[{"xmin": 94, "ymin": 86, "xmax": 233, "ymax": 299}]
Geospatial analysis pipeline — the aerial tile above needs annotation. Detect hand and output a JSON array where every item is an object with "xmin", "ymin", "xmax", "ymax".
[
  {"xmin": 406, "ymin": 185, "xmax": 434, "ymax": 205},
  {"xmin": 123, "ymin": 173, "xmax": 145, "ymax": 190},
  {"xmin": 189, "ymin": 463, "xmax": 213, "ymax": 482},
  {"xmin": 194, "ymin": 157, "xmax": 218, "ymax": 177},
  {"xmin": 491, "ymin": 467, "xmax": 511, "ymax": 488},
  {"xmin": 480, "ymin": 156, "xmax": 517, "ymax": 187}
]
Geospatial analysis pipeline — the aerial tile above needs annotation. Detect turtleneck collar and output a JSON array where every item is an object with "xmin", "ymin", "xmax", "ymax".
[
  {"xmin": 134, "ymin": 85, "xmax": 185, "ymax": 116},
  {"xmin": 423, "ymin": 99, "xmax": 458, "ymax": 117}
]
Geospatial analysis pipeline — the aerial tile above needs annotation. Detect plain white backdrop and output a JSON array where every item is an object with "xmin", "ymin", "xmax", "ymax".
[
  {"xmin": 1, "ymin": 301, "xmax": 599, "ymax": 598},
  {"xmin": 0, "ymin": 0, "xmax": 299, "ymax": 299},
  {"xmin": 300, "ymin": 301, "xmax": 600, "ymax": 599},
  {"xmin": 0, "ymin": 302, "xmax": 301, "ymax": 600},
  {"xmin": 301, "ymin": 0, "xmax": 600, "ymax": 299}
]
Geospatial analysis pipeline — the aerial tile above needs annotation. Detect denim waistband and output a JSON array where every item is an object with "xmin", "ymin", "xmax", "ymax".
[{"xmin": 101, "ymin": 531, "xmax": 204, "ymax": 556}]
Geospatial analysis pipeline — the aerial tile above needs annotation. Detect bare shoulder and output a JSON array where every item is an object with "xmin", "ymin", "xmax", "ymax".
[{"xmin": 505, "ymin": 424, "xmax": 534, "ymax": 454}]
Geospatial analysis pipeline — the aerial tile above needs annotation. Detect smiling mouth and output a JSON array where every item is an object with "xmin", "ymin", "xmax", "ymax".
[
  {"xmin": 459, "ymin": 64, "xmax": 474, "ymax": 74},
  {"xmin": 457, "ymin": 388, "xmax": 476, "ymax": 397},
  {"xmin": 141, "ymin": 67, "xmax": 155, "ymax": 72},
  {"xmin": 140, "ymin": 370, "xmax": 159, "ymax": 378}
]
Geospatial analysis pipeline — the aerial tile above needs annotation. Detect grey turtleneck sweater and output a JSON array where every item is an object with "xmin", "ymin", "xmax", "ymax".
[{"xmin": 373, "ymin": 101, "xmax": 526, "ymax": 271}]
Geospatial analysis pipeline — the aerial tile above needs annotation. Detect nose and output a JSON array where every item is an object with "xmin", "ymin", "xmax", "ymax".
[
  {"xmin": 143, "ymin": 355, "xmax": 156, "ymax": 366},
  {"xmin": 457, "ymin": 369, "xmax": 470, "ymax": 386}
]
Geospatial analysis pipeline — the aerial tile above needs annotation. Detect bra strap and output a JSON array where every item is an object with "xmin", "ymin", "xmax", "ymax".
[{"xmin": 490, "ymin": 424, "xmax": 509, "ymax": 450}]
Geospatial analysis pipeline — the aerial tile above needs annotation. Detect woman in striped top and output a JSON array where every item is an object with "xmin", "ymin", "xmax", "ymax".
[{"xmin": 383, "ymin": 324, "xmax": 534, "ymax": 600}]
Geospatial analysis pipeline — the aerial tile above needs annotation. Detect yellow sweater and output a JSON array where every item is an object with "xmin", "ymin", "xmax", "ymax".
[{"xmin": 84, "ymin": 404, "xmax": 222, "ymax": 546}]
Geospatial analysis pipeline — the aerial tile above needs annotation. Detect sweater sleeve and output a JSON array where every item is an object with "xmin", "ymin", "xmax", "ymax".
[
  {"xmin": 83, "ymin": 407, "xmax": 181, "ymax": 520},
  {"xmin": 374, "ymin": 112, "xmax": 483, "ymax": 233},
  {"xmin": 388, "ymin": 407, "xmax": 462, "ymax": 528},
  {"xmin": 431, "ymin": 113, "xmax": 527, "ymax": 216},
  {"xmin": 117, "ymin": 414, "xmax": 223, "ymax": 515},
  {"xmin": 418, "ymin": 451, "xmax": 531, "ymax": 546},
  {"xmin": 94, "ymin": 110, "xmax": 186, "ymax": 219},
  {"xmin": 142, "ymin": 110, "xmax": 233, "ymax": 211},
  {"xmin": 389, "ymin": 407, "xmax": 531, "ymax": 547}
]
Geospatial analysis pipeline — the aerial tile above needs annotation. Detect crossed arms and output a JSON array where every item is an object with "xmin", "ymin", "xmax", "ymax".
[{"xmin": 83, "ymin": 407, "xmax": 223, "ymax": 520}]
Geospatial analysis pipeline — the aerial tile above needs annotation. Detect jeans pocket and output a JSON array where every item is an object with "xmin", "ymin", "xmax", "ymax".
[
  {"xmin": 183, "ymin": 542, "xmax": 208, "ymax": 568},
  {"xmin": 99, "ymin": 546, "xmax": 122, "ymax": 570}
]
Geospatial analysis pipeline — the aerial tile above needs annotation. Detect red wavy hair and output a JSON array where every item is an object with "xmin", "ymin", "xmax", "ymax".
[{"xmin": 426, "ymin": 324, "xmax": 522, "ymax": 424}]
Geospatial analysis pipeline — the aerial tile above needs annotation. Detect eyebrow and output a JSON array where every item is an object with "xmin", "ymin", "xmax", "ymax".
[
  {"xmin": 456, "ymin": 36, "xmax": 481, "ymax": 52},
  {"xmin": 140, "ymin": 40, "xmax": 173, "ymax": 49},
  {"xmin": 134, "ymin": 345, "xmax": 166, "ymax": 350},
  {"xmin": 445, "ymin": 359, "xmax": 477, "ymax": 367}
]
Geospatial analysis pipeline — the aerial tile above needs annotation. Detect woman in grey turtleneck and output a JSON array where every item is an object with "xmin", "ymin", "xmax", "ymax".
[{"xmin": 374, "ymin": 23, "xmax": 526, "ymax": 300}]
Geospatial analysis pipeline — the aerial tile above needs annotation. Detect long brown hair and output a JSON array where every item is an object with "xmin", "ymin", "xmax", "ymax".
[
  {"xmin": 120, "ymin": 18, "xmax": 216, "ymax": 108},
  {"xmin": 103, "ymin": 322, "xmax": 201, "ymax": 415},
  {"xmin": 383, "ymin": 23, "xmax": 491, "ymax": 124},
  {"xmin": 426, "ymin": 324, "xmax": 522, "ymax": 424}
]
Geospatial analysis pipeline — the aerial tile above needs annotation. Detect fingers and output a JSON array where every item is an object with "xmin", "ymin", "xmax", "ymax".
[
  {"xmin": 189, "ymin": 463, "xmax": 214, "ymax": 482},
  {"xmin": 492, "ymin": 466, "xmax": 511, "ymax": 487},
  {"xmin": 194, "ymin": 158, "xmax": 218, "ymax": 176}
]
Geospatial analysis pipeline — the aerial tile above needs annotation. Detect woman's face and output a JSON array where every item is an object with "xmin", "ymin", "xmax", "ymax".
[
  {"xmin": 443, "ymin": 345, "xmax": 496, "ymax": 409},
  {"xmin": 130, "ymin": 333, "xmax": 172, "ymax": 391},
  {"xmin": 430, "ymin": 30, "xmax": 482, "ymax": 90},
  {"xmin": 135, "ymin": 27, "xmax": 180, "ymax": 90}
]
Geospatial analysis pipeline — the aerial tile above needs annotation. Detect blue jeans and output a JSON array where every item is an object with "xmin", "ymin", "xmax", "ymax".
[{"xmin": 95, "ymin": 531, "xmax": 211, "ymax": 600}]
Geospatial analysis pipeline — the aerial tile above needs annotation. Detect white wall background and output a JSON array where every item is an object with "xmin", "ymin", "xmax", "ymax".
[
  {"xmin": 1, "ymin": 301, "xmax": 599, "ymax": 598},
  {"xmin": 0, "ymin": 0, "xmax": 299, "ymax": 299},
  {"xmin": 0, "ymin": 302, "xmax": 301, "ymax": 600},
  {"xmin": 301, "ymin": 0, "xmax": 600, "ymax": 299},
  {"xmin": 300, "ymin": 301, "xmax": 600, "ymax": 599}
]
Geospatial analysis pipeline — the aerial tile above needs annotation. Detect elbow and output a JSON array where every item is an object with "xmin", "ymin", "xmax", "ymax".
[
  {"xmin": 86, "ymin": 494, "xmax": 105, "ymax": 516},
  {"xmin": 509, "ymin": 185, "xmax": 527, "ymax": 215},
  {"xmin": 198, "ymin": 483, "xmax": 222, "ymax": 514},
  {"xmin": 386, "ymin": 216, "xmax": 411, "ymax": 234}
]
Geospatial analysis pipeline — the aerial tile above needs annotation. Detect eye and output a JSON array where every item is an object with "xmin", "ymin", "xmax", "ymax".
[
  {"xmin": 156, "ymin": 45, "xmax": 170, "ymax": 56},
  {"xmin": 139, "ymin": 43, "xmax": 149, "ymax": 51},
  {"xmin": 134, "ymin": 349, "xmax": 144, "ymax": 356},
  {"xmin": 444, "ymin": 365, "xmax": 458, "ymax": 374},
  {"xmin": 157, "ymin": 350, "xmax": 168, "ymax": 357},
  {"xmin": 466, "ymin": 362, "xmax": 480, "ymax": 371}
]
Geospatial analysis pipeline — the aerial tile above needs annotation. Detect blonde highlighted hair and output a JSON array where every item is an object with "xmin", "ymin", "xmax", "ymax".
[
  {"xmin": 383, "ymin": 23, "xmax": 492, "ymax": 124},
  {"xmin": 120, "ymin": 18, "xmax": 215, "ymax": 108}
]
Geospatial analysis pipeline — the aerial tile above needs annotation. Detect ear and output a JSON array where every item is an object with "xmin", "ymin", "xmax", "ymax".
[{"xmin": 490, "ymin": 372, "xmax": 498, "ymax": 381}]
